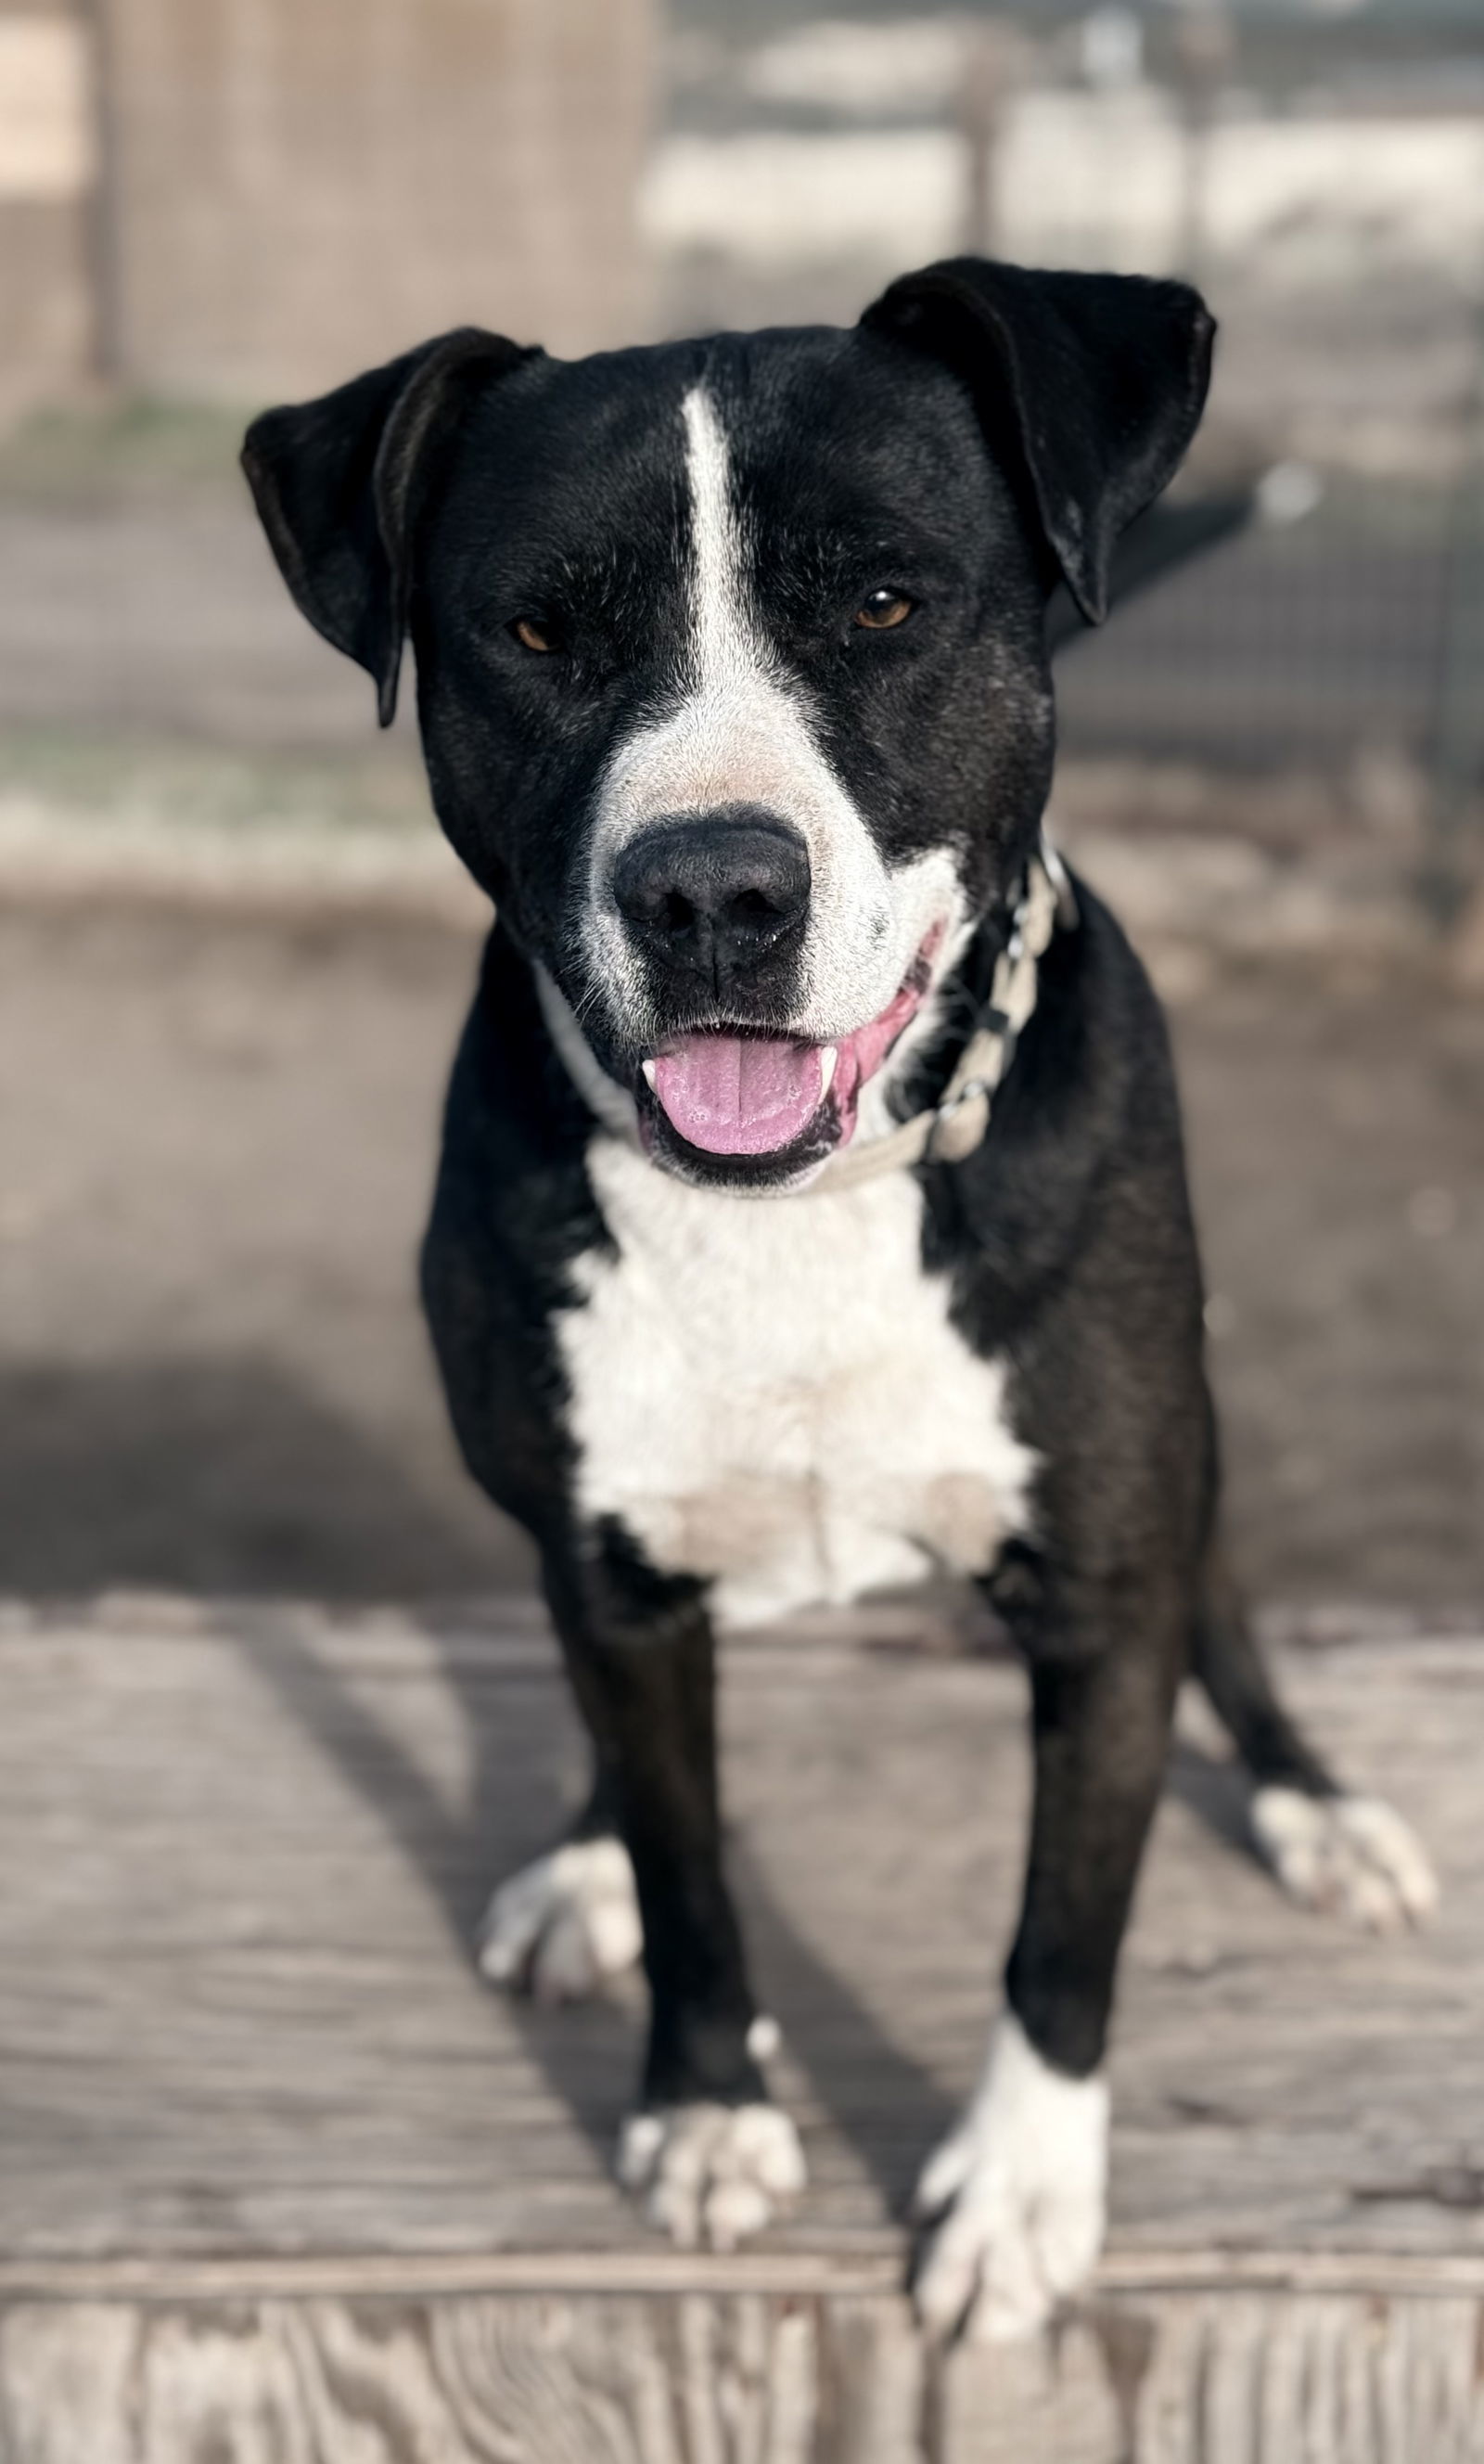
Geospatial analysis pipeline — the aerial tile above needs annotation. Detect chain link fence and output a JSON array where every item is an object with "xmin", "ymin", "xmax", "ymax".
[{"xmin": 649, "ymin": 0, "xmax": 1484, "ymax": 912}]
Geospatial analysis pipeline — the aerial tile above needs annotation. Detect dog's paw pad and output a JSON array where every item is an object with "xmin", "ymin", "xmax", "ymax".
[
  {"xmin": 477, "ymin": 1836, "xmax": 642, "ymax": 2000},
  {"xmin": 617, "ymin": 2101, "xmax": 806, "ymax": 2251},
  {"xmin": 1251, "ymin": 1788, "xmax": 1438, "ymax": 1933},
  {"xmin": 912, "ymin": 2017, "xmax": 1107, "ymax": 2344}
]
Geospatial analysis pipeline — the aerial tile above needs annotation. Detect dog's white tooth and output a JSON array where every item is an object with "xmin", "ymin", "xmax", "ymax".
[
  {"xmin": 641, "ymin": 1059, "xmax": 658, "ymax": 1090},
  {"xmin": 818, "ymin": 1046, "xmax": 838, "ymax": 1097}
]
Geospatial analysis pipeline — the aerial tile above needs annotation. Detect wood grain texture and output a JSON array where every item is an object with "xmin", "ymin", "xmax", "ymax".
[
  {"xmin": 6, "ymin": 2290, "xmax": 1484, "ymax": 2462},
  {"xmin": 2, "ymin": 1596, "xmax": 1482, "ymax": 2458}
]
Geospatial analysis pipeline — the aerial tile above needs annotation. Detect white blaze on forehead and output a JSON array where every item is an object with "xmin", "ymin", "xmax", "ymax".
[
  {"xmin": 584, "ymin": 379, "xmax": 961, "ymax": 1045},
  {"xmin": 682, "ymin": 383, "xmax": 746, "ymax": 699}
]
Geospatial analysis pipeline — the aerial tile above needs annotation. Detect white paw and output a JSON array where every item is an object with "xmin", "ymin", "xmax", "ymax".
[
  {"xmin": 912, "ymin": 2013, "xmax": 1108, "ymax": 2344},
  {"xmin": 477, "ymin": 1836, "xmax": 642, "ymax": 2001},
  {"xmin": 617, "ymin": 2101, "xmax": 807, "ymax": 2251},
  {"xmin": 1251, "ymin": 1788, "xmax": 1438, "ymax": 1933}
]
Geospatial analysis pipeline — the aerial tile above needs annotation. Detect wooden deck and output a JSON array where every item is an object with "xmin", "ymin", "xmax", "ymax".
[{"xmin": 2, "ymin": 1595, "xmax": 1483, "ymax": 2459}]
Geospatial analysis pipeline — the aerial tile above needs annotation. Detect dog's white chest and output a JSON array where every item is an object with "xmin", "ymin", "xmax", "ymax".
[{"xmin": 557, "ymin": 1140, "xmax": 1036, "ymax": 1628}]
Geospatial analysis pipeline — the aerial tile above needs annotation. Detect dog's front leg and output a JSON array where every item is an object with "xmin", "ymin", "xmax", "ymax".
[
  {"xmin": 913, "ymin": 1590, "xmax": 1182, "ymax": 2342},
  {"xmin": 544, "ymin": 1527, "xmax": 806, "ymax": 2250}
]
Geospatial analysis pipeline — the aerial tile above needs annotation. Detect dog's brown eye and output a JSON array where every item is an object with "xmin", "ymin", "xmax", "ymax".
[
  {"xmin": 512, "ymin": 617, "xmax": 556, "ymax": 653},
  {"xmin": 853, "ymin": 590, "xmax": 913, "ymax": 632}
]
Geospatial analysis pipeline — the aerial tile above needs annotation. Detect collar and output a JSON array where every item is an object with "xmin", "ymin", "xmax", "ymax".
[
  {"xmin": 806, "ymin": 838, "xmax": 1074, "ymax": 1192},
  {"xmin": 537, "ymin": 837, "xmax": 1076, "ymax": 1193}
]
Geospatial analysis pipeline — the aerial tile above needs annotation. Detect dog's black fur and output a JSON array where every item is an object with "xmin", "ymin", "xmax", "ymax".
[{"xmin": 244, "ymin": 260, "xmax": 1374, "ymax": 2315}]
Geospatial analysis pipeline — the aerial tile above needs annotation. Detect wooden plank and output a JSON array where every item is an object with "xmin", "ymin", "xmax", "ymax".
[
  {"xmin": 4, "ymin": 2289, "xmax": 1484, "ymax": 2462},
  {"xmin": 2, "ymin": 1598, "xmax": 1483, "ymax": 2458}
]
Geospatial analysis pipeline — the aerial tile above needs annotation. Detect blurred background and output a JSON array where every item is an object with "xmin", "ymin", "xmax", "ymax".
[{"xmin": 1, "ymin": 0, "xmax": 1480, "ymax": 1620}]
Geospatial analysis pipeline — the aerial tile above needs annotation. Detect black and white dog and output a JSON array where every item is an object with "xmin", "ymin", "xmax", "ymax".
[{"xmin": 245, "ymin": 259, "xmax": 1436, "ymax": 2340}]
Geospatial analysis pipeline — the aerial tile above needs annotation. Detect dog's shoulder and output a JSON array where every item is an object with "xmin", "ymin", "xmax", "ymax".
[
  {"xmin": 420, "ymin": 926, "xmax": 605, "ymax": 1422},
  {"xmin": 929, "ymin": 872, "xmax": 1193, "ymax": 1295},
  {"xmin": 430, "ymin": 926, "xmax": 599, "ymax": 1233},
  {"xmin": 1002, "ymin": 866, "xmax": 1183, "ymax": 1164}
]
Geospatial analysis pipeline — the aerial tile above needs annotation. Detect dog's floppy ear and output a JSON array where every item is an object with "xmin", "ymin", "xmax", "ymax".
[
  {"xmin": 242, "ymin": 327, "xmax": 535, "ymax": 725},
  {"xmin": 861, "ymin": 258, "xmax": 1214, "ymax": 624}
]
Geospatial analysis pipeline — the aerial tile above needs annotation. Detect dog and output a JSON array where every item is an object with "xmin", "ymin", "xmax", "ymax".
[{"xmin": 244, "ymin": 258, "xmax": 1437, "ymax": 2341}]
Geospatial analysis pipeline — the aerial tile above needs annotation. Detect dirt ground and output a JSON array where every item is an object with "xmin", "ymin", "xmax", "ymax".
[{"xmin": 3, "ymin": 892, "xmax": 1479, "ymax": 1612}]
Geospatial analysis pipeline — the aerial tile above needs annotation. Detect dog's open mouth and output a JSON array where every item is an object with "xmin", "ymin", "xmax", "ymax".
[{"xmin": 638, "ymin": 930, "xmax": 941, "ymax": 1164}]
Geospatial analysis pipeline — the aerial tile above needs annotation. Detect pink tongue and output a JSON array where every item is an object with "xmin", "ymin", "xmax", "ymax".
[{"xmin": 651, "ymin": 1034, "xmax": 825, "ymax": 1156}]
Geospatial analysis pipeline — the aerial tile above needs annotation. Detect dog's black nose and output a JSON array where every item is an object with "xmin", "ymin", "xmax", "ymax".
[{"xmin": 611, "ymin": 807, "xmax": 811, "ymax": 993}]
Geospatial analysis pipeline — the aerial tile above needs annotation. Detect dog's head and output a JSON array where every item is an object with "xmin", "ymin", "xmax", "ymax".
[{"xmin": 244, "ymin": 260, "xmax": 1211, "ymax": 1190}]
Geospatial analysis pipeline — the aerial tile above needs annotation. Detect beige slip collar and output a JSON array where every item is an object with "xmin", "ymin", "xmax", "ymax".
[{"xmin": 804, "ymin": 839, "xmax": 1075, "ymax": 1192}]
